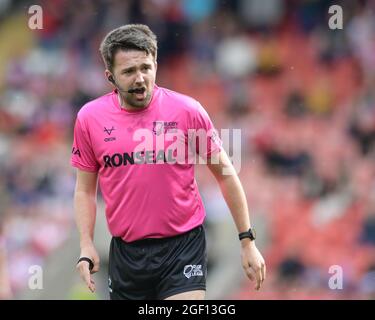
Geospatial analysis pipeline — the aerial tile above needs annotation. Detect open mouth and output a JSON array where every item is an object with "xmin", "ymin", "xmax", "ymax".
[
  {"xmin": 132, "ymin": 87, "xmax": 146, "ymax": 94},
  {"xmin": 130, "ymin": 87, "xmax": 147, "ymax": 100}
]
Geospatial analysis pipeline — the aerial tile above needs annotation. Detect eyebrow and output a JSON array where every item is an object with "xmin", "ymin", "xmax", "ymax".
[
  {"xmin": 121, "ymin": 66, "xmax": 135, "ymax": 73},
  {"xmin": 121, "ymin": 63, "xmax": 152, "ymax": 73}
]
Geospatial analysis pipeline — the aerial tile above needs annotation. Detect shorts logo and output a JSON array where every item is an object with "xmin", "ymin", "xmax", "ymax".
[
  {"xmin": 108, "ymin": 277, "xmax": 113, "ymax": 293},
  {"xmin": 183, "ymin": 264, "xmax": 203, "ymax": 279}
]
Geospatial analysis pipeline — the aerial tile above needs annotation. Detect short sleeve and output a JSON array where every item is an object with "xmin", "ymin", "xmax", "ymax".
[
  {"xmin": 71, "ymin": 116, "xmax": 99, "ymax": 172},
  {"xmin": 193, "ymin": 101, "xmax": 223, "ymax": 158}
]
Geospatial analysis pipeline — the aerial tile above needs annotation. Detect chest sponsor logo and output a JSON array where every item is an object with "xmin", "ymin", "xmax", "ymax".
[{"xmin": 103, "ymin": 150, "xmax": 176, "ymax": 167}]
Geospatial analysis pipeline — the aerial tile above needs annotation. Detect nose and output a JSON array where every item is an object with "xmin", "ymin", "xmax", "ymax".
[{"xmin": 135, "ymin": 71, "xmax": 144, "ymax": 85}]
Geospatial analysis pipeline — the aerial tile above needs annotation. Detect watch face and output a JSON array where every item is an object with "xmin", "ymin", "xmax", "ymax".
[{"xmin": 250, "ymin": 228, "xmax": 256, "ymax": 240}]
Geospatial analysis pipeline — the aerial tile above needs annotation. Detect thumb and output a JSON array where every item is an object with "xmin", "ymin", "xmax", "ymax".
[
  {"xmin": 78, "ymin": 262, "xmax": 96, "ymax": 292},
  {"xmin": 83, "ymin": 268, "xmax": 96, "ymax": 292}
]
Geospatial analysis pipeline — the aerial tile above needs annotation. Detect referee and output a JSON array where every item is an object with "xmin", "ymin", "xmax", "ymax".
[{"xmin": 71, "ymin": 24, "xmax": 265, "ymax": 300}]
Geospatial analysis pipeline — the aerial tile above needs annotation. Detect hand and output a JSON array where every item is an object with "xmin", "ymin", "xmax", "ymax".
[
  {"xmin": 240, "ymin": 240, "xmax": 266, "ymax": 290},
  {"xmin": 76, "ymin": 244, "xmax": 100, "ymax": 293}
]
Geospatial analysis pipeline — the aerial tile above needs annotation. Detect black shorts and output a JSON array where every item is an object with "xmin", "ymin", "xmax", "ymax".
[{"xmin": 108, "ymin": 225, "xmax": 207, "ymax": 300}]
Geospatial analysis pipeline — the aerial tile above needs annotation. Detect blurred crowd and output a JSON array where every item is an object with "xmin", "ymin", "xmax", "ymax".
[{"xmin": 0, "ymin": 0, "xmax": 374, "ymax": 299}]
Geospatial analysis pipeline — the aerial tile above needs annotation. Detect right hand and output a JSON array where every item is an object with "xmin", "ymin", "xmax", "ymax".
[
  {"xmin": 76, "ymin": 244, "xmax": 100, "ymax": 293},
  {"xmin": 240, "ymin": 240, "xmax": 266, "ymax": 291}
]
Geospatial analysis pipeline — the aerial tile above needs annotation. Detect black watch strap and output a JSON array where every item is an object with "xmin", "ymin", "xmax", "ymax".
[
  {"xmin": 238, "ymin": 228, "xmax": 256, "ymax": 241},
  {"xmin": 77, "ymin": 257, "xmax": 94, "ymax": 271}
]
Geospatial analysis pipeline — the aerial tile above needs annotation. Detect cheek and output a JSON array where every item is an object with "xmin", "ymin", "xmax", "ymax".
[
  {"xmin": 117, "ymin": 76, "xmax": 129, "ymax": 84},
  {"xmin": 148, "ymin": 72, "xmax": 156, "ymax": 83}
]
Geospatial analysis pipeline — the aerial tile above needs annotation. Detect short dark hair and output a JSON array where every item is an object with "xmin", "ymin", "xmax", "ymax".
[{"xmin": 99, "ymin": 24, "xmax": 158, "ymax": 71}]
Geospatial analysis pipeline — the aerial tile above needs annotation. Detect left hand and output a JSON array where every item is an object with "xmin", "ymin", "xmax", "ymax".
[{"xmin": 240, "ymin": 240, "xmax": 266, "ymax": 290}]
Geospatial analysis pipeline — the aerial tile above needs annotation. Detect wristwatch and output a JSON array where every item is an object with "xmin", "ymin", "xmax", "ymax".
[{"xmin": 238, "ymin": 228, "xmax": 256, "ymax": 241}]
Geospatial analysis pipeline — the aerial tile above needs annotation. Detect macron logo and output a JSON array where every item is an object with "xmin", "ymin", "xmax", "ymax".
[
  {"xmin": 183, "ymin": 265, "xmax": 203, "ymax": 279},
  {"xmin": 104, "ymin": 126, "xmax": 115, "ymax": 135}
]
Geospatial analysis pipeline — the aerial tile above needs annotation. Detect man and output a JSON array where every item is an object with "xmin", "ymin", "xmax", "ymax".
[{"xmin": 72, "ymin": 24, "xmax": 265, "ymax": 300}]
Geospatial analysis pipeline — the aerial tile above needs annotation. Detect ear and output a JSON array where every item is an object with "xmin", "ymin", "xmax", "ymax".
[{"xmin": 105, "ymin": 70, "xmax": 114, "ymax": 85}]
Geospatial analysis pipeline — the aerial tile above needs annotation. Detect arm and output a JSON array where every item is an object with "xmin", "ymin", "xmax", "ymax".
[
  {"xmin": 74, "ymin": 168, "xmax": 100, "ymax": 292},
  {"xmin": 0, "ymin": 245, "xmax": 12, "ymax": 299},
  {"xmin": 206, "ymin": 149, "xmax": 266, "ymax": 290}
]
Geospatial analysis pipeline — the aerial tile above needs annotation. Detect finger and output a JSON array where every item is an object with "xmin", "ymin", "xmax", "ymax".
[
  {"xmin": 254, "ymin": 266, "xmax": 262, "ymax": 290},
  {"xmin": 244, "ymin": 266, "xmax": 256, "ymax": 282},
  {"xmin": 88, "ymin": 279, "xmax": 96, "ymax": 293},
  {"xmin": 84, "ymin": 270, "xmax": 96, "ymax": 293},
  {"xmin": 262, "ymin": 263, "xmax": 266, "ymax": 282},
  {"xmin": 79, "ymin": 263, "xmax": 91, "ymax": 284}
]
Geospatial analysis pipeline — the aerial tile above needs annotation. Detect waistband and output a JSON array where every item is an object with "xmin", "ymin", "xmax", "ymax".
[{"xmin": 114, "ymin": 225, "xmax": 203, "ymax": 246}]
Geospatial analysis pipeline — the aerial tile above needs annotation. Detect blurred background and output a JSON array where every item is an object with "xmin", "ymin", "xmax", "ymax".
[{"xmin": 0, "ymin": 0, "xmax": 374, "ymax": 300}]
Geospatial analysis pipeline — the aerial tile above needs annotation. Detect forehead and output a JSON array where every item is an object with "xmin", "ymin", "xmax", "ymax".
[{"xmin": 113, "ymin": 49, "xmax": 154, "ymax": 69}]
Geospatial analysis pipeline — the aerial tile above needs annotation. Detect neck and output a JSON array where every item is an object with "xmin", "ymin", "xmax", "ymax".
[
  {"xmin": 117, "ymin": 91, "xmax": 148, "ymax": 112},
  {"xmin": 117, "ymin": 91, "xmax": 125, "ymax": 109}
]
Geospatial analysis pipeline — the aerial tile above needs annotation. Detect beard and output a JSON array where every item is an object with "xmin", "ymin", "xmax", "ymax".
[{"xmin": 124, "ymin": 90, "xmax": 152, "ymax": 108}]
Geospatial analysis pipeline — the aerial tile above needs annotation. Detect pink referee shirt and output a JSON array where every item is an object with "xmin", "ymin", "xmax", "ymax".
[{"xmin": 71, "ymin": 85, "xmax": 222, "ymax": 242}]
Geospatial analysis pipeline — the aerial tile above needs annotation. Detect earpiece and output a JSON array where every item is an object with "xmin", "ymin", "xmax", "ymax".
[
  {"xmin": 107, "ymin": 75, "xmax": 135, "ymax": 94},
  {"xmin": 108, "ymin": 75, "xmax": 115, "ymax": 84}
]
